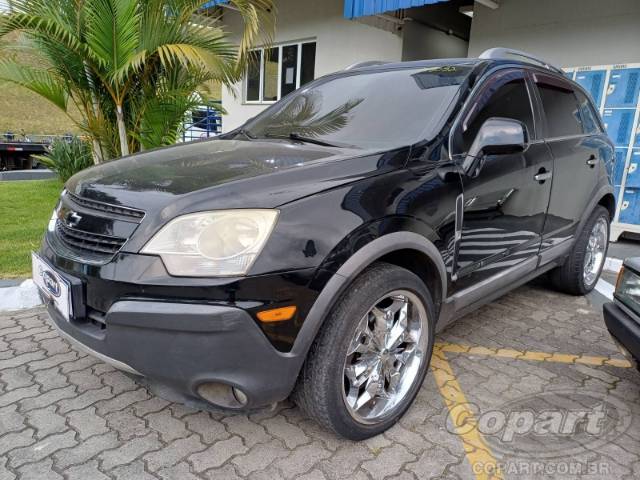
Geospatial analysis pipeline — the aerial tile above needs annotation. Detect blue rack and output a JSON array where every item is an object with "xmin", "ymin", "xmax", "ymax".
[{"xmin": 181, "ymin": 103, "xmax": 222, "ymax": 143}]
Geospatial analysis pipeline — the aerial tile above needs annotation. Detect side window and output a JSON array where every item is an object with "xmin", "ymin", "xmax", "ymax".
[
  {"xmin": 536, "ymin": 77, "xmax": 584, "ymax": 137},
  {"xmin": 575, "ymin": 90, "xmax": 602, "ymax": 134},
  {"xmin": 458, "ymin": 71, "xmax": 534, "ymax": 153}
]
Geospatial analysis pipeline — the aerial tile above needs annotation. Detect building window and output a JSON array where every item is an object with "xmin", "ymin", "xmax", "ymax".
[{"xmin": 245, "ymin": 41, "xmax": 316, "ymax": 103}]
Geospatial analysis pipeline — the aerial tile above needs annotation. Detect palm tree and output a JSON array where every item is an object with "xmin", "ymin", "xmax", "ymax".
[{"xmin": 0, "ymin": 0, "xmax": 274, "ymax": 162}]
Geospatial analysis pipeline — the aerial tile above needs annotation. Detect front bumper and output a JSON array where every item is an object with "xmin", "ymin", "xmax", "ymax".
[
  {"xmin": 44, "ymin": 298, "xmax": 304, "ymax": 408},
  {"xmin": 38, "ymin": 228, "xmax": 327, "ymax": 408},
  {"xmin": 603, "ymin": 301, "xmax": 640, "ymax": 367}
]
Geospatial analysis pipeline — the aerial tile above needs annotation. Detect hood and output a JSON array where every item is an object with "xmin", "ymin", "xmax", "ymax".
[{"xmin": 67, "ymin": 138, "xmax": 409, "ymax": 216}]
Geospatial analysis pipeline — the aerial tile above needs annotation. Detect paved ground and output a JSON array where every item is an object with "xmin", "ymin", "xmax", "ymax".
[
  {"xmin": 0, "ymin": 280, "xmax": 639, "ymax": 480},
  {"xmin": 608, "ymin": 238, "xmax": 640, "ymax": 261}
]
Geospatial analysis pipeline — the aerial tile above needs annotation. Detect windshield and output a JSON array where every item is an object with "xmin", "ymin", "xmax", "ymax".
[{"xmin": 243, "ymin": 64, "xmax": 474, "ymax": 150}]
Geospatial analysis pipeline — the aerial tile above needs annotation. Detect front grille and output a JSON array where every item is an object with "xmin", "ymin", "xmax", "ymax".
[
  {"xmin": 55, "ymin": 220, "xmax": 126, "ymax": 256},
  {"xmin": 49, "ymin": 192, "xmax": 144, "ymax": 264},
  {"xmin": 67, "ymin": 192, "xmax": 145, "ymax": 221}
]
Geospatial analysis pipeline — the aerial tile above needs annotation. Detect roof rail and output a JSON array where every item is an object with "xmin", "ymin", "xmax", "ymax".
[
  {"xmin": 479, "ymin": 47, "xmax": 564, "ymax": 75},
  {"xmin": 344, "ymin": 60, "xmax": 390, "ymax": 71}
]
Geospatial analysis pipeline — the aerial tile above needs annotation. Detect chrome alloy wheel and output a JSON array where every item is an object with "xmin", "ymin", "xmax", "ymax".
[
  {"xmin": 584, "ymin": 217, "xmax": 608, "ymax": 286},
  {"xmin": 342, "ymin": 290, "xmax": 429, "ymax": 424}
]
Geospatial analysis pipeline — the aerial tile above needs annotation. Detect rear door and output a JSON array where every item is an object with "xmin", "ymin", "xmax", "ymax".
[
  {"xmin": 450, "ymin": 69, "xmax": 554, "ymax": 293},
  {"xmin": 533, "ymin": 73, "xmax": 602, "ymax": 251}
]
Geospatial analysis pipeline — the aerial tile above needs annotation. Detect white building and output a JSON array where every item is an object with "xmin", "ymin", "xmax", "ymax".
[{"xmin": 216, "ymin": 0, "xmax": 640, "ymax": 132}]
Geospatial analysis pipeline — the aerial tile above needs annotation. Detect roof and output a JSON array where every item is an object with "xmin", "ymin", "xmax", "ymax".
[{"xmin": 341, "ymin": 56, "xmax": 571, "ymax": 80}]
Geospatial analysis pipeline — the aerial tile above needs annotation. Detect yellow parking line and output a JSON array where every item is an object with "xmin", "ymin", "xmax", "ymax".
[
  {"xmin": 437, "ymin": 342, "xmax": 633, "ymax": 368},
  {"xmin": 431, "ymin": 345, "xmax": 503, "ymax": 480}
]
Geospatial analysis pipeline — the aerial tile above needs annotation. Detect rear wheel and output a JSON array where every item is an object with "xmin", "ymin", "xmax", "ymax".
[
  {"xmin": 293, "ymin": 263, "xmax": 435, "ymax": 440},
  {"xmin": 549, "ymin": 205, "xmax": 610, "ymax": 295}
]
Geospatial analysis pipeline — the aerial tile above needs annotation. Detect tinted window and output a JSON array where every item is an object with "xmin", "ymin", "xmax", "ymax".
[
  {"xmin": 245, "ymin": 65, "xmax": 474, "ymax": 150},
  {"xmin": 459, "ymin": 72, "xmax": 534, "ymax": 152},
  {"xmin": 537, "ymin": 80, "xmax": 583, "ymax": 137},
  {"xmin": 575, "ymin": 90, "xmax": 602, "ymax": 134}
]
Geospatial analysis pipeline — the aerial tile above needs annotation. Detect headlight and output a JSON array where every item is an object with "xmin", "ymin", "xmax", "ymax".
[
  {"xmin": 615, "ymin": 266, "xmax": 640, "ymax": 312},
  {"xmin": 142, "ymin": 209, "xmax": 279, "ymax": 277}
]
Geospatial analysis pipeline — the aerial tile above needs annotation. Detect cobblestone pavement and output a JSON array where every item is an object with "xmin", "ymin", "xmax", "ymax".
[{"xmin": 1, "ymin": 282, "xmax": 639, "ymax": 480}]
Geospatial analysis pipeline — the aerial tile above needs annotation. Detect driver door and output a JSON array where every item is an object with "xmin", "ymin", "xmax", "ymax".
[{"xmin": 450, "ymin": 69, "xmax": 554, "ymax": 293}]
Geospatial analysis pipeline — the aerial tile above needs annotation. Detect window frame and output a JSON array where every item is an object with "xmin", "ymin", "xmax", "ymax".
[
  {"xmin": 244, "ymin": 39, "xmax": 316, "ymax": 105},
  {"xmin": 449, "ymin": 67, "xmax": 538, "ymax": 157},
  {"xmin": 532, "ymin": 72, "xmax": 587, "ymax": 140}
]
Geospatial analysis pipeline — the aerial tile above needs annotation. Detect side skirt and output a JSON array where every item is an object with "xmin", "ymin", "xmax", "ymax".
[{"xmin": 437, "ymin": 254, "xmax": 562, "ymax": 332}]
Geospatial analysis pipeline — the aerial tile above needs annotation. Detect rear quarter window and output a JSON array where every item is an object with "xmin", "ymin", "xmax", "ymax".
[{"xmin": 575, "ymin": 90, "xmax": 603, "ymax": 134}]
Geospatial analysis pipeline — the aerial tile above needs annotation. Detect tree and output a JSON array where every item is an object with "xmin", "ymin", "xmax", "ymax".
[{"xmin": 0, "ymin": 0, "xmax": 274, "ymax": 162}]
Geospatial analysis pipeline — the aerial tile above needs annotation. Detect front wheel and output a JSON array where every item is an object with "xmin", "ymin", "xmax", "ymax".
[
  {"xmin": 549, "ymin": 205, "xmax": 610, "ymax": 295},
  {"xmin": 293, "ymin": 263, "xmax": 435, "ymax": 440}
]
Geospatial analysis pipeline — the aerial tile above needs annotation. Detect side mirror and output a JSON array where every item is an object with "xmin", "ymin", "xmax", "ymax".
[{"xmin": 462, "ymin": 118, "xmax": 528, "ymax": 177}]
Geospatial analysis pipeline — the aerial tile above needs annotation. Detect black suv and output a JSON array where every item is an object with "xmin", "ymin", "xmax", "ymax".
[{"xmin": 34, "ymin": 50, "xmax": 615, "ymax": 440}]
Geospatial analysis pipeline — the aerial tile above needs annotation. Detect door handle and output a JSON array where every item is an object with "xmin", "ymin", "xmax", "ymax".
[
  {"xmin": 534, "ymin": 171, "xmax": 552, "ymax": 183},
  {"xmin": 586, "ymin": 155, "xmax": 597, "ymax": 167}
]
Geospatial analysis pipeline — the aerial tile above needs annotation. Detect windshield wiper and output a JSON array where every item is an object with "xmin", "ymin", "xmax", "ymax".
[{"xmin": 264, "ymin": 132, "xmax": 344, "ymax": 148}]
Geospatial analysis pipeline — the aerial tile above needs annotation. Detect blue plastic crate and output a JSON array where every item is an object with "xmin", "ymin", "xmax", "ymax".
[
  {"xmin": 614, "ymin": 148, "xmax": 628, "ymax": 186},
  {"xmin": 624, "ymin": 150, "xmax": 640, "ymax": 188},
  {"xmin": 603, "ymin": 109, "xmax": 635, "ymax": 147},
  {"xmin": 575, "ymin": 70, "xmax": 606, "ymax": 107},
  {"xmin": 619, "ymin": 188, "xmax": 640, "ymax": 224},
  {"xmin": 605, "ymin": 68, "xmax": 640, "ymax": 108}
]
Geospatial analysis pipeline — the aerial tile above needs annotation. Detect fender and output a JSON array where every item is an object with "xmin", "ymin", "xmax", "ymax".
[{"xmin": 289, "ymin": 231, "xmax": 447, "ymax": 360}]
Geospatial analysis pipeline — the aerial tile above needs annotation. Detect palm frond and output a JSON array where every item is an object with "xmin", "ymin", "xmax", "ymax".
[
  {"xmin": 0, "ymin": 0, "xmax": 98, "ymax": 63},
  {"xmin": 264, "ymin": 94, "xmax": 364, "ymax": 138},
  {"xmin": 0, "ymin": 59, "xmax": 69, "ymax": 110},
  {"xmin": 227, "ymin": 0, "xmax": 275, "ymax": 72},
  {"xmin": 84, "ymin": 0, "xmax": 141, "ymax": 79}
]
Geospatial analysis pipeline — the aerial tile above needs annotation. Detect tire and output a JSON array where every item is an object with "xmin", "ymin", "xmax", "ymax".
[
  {"xmin": 549, "ymin": 205, "xmax": 610, "ymax": 295},
  {"xmin": 293, "ymin": 262, "xmax": 435, "ymax": 440}
]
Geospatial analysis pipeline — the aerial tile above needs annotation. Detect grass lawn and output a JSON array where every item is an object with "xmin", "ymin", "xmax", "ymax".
[{"xmin": 0, "ymin": 179, "xmax": 63, "ymax": 278}]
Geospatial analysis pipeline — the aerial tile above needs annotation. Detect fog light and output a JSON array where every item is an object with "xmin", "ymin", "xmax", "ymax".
[
  {"xmin": 197, "ymin": 382, "xmax": 248, "ymax": 408},
  {"xmin": 232, "ymin": 387, "xmax": 248, "ymax": 406}
]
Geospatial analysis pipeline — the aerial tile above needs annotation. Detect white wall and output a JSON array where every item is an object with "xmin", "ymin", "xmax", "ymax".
[
  {"xmin": 468, "ymin": 0, "xmax": 640, "ymax": 68},
  {"xmin": 221, "ymin": 0, "xmax": 403, "ymax": 132},
  {"xmin": 402, "ymin": 21, "xmax": 469, "ymax": 61}
]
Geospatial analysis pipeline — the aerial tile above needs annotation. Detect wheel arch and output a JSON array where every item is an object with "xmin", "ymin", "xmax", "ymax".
[
  {"xmin": 598, "ymin": 192, "xmax": 615, "ymax": 221},
  {"xmin": 377, "ymin": 249, "xmax": 444, "ymax": 317}
]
